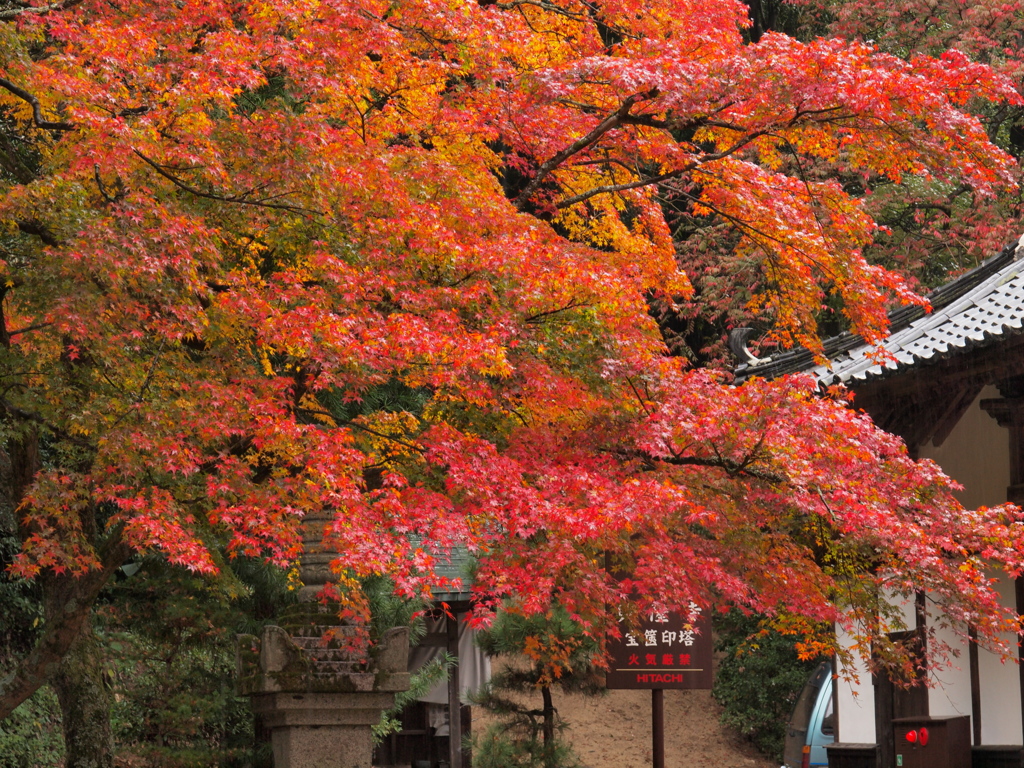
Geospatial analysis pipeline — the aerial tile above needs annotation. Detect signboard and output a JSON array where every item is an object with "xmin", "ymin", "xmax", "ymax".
[{"xmin": 606, "ymin": 603, "xmax": 713, "ymax": 690}]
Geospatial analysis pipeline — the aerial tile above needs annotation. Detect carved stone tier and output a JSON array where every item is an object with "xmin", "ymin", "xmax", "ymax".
[
  {"xmin": 297, "ymin": 507, "xmax": 340, "ymax": 603},
  {"xmin": 238, "ymin": 508, "xmax": 410, "ymax": 768}
]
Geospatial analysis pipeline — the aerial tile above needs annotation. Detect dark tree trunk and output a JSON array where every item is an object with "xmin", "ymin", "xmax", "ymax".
[
  {"xmin": 541, "ymin": 684, "xmax": 556, "ymax": 768},
  {"xmin": 0, "ymin": 431, "xmax": 128, "ymax": 746},
  {"xmin": 0, "ymin": 553, "xmax": 125, "ymax": 721},
  {"xmin": 743, "ymin": 0, "xmax": 780, "ymax": 42},
  {"xmin": 52, "ymin": 614, "xmax": 115, "ymax": 768}
]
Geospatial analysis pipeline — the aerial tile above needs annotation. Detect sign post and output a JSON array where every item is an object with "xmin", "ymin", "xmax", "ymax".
[
  {"xmin": 652, "ymin": 688, "xmax": 665, "ymax": 768},
  {"xmin": 606, "ymin": 604, "xmax": 713, "ymax": 768}
]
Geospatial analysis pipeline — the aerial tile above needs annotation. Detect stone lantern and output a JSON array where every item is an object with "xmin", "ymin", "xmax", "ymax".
[{"xmin": 238, "ymin": 508, "xmax": 410, "ymax": 768}]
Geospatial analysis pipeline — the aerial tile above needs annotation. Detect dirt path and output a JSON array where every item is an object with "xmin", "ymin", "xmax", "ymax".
[
  {"xmin": 474, "ymin": 683, "xmax": 778, "ymax": 768},
  {"xmin": 561, "ymin": 687, "xmax": 774, "ymax": 768}
]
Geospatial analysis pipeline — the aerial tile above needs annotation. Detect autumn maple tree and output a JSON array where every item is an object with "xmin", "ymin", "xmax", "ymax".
[
  {"xmin": 819, "ymin": 0, "xmax": 1024, "ymax": 276},
  {"xmin": 672, "ymin": 0, "xmax": 1024, "ymax": 365},
  {"xmin": 2, "ymin": 0, "xmax": 1024, "ymax": 756}
]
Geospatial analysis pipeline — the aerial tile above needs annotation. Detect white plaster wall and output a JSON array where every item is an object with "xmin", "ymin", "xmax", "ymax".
[
  {"xmin": 837, "ymin": 625, "xmax": 876, "ymax": 743},
  {"xmin": 978, "ymin": 574, "xmax": 1022, "ymax": 744},
  {"xmin": 836, "ymin": 595, "xmax": 918, "ymax": 742},
  {"xmin": 925, "ymin": 574, "xmax": 1022, "ymax": 745},
  {"xmin": 918, "ymin": 386, "xmax": 1019, "ymax": 744},
  {"xmin": 926, "ymin": 622, "xmax": 972, "ymax": 723},
  {"xmin": 837, "ymin": 387, "xmax": 1017, "ymax": 744}
]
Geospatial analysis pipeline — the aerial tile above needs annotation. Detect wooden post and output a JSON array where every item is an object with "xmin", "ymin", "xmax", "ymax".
[
  {"xmin": 652, "ymin": 688, "xmax": 664, "ymax": 768},
  {"xmin": 447, "ymin": 614, "xmax": 462, "ymax": 768},
  {"xmin": 831, "ymin": 653, "xmax": 840, "ymax": 741},
  {"xmin": 874, "ymin": 667, "xmax": 895, "ymax": 768},
  {"xmin": 1017, "ymin": 577, "xmax": 1024, "ymax": 746},
  {"xmin": 969, "ymin": 624, "xmax": 982, "ymax": 745}
]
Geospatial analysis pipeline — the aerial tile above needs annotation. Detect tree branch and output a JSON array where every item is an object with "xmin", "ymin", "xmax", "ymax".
[
  {"xmin": 493, "ymin": 0, "xmax": 586, "ymax": 21},
  {"xmin": 555, "ymin": 104, "xmax": 857, "ymax": 210},
  {"xmin": 93, "ymin": 164, "xmax": 127, "ymax": 205},
  {"xmin": 0, "ymin": 400, "xmax": 93, "ymax": 448},
  {"xmin": 556, "ymin": 130, "xmax": 768, "ymax": 209},
  {"xmin": 15, "ymin": 219, "xmax": 60, "ymax": 247},
  {"xmin": 7, "ymin": 322, "xmax": 54, "ymax": 339},
  {"xmin": 515, "ymin": 92, "xmax": 654, "ymax": 210},
  {"xmin": 557, "ymin": 167, "xmax": 690, "ymax": 208},
  {"xmin": 132, "ymin": 150, "xmax": 320, "ymax": 215},
  {"xmin": 0, "ymin": 130, "xmax": 37, "ymax": 184},
  {"xmin": 627, "ymin": 449, "xmax": 786, "ymax": 483},
  {"xmin": 0, "ymin": 0, "xmax": 83, "ymax": 20},
  {"xmin": 0, "ymin": 78, "xmax": 75, "ymax": 132},
  {"xmin": 523, "ymin": 300, "xmax": 589, "ymax": 323}
]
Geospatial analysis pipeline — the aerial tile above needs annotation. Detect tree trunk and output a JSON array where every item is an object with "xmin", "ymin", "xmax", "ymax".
[
  {"xmin": 0, "ymin": 553, "xmax": 125, "ymax": 721},
  {"xmin": 0, "ymin": 431, "xmax": 128, "ymax": 724},
  {"xmin": 541, "ymin": 684, "xmax": 556, "ymax": 768},
  {"xmin": 52, "ymin": 614, "xmax": 114, "ymax": 768}
]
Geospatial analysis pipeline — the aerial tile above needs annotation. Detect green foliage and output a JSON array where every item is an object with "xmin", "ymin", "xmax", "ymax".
[
  {"xmin": 100, "ymin": 554, "xmax": 296, "ymax": 767},
  {"xmin": 0, "ymin": 534, "xmax": 42, "ymax": 661},
  {"xmin": 362, "ymin": 574, "xmax": 430, "ymax": 645},
  {"xmin": 0, "ymin": 686, "xmax": 63, "ymax": 768},
  {"xmin": 712, "ymin": 611, "xmax": 822, "ymax": 763},
  {"xmin": 473, "ymin": 722, "xmax": 583, "ymax": 768},
  {"xmin": 0, "ymin": 530, "xmax": 59, "ymax": 768},
  {"xmin": 470, "ymin": 605, "xmax": 602, "ymax": 768},
  {"xmin": 317, "ymin": 380, "xmax": 432, "ymax": 424},
  {"xmin": 234, "ymin": 74, "xmax": 306, "ymax": 116},
  {"xmin": 107, "ymin": 638, "xmax": 253, "ymax": 768},
  {"xmin": 474, "ymin": 607, "xmax": 603, "ymax": 695},
  {"xmin": 362, "ymin": 574, "xmax": 456, "ymax": 743}
]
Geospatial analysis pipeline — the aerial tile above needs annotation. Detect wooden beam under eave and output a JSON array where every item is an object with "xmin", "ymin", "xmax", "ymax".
[
  {"xmin": 924, "ymin": 381, "xmax": 985, "ymax": 449},
  {"xmin": 854, "ymin": 334, "xmax": 1024, "ymax": 417},
  {"xmin": 969, "ymin": 624, "xmax": 982, "ymax": 745}
]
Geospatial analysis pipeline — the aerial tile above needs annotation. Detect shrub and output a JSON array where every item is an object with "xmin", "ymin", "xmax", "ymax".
[{"xmin": 712, "ymin": 611, "xmax": 822, "ymax": 763}]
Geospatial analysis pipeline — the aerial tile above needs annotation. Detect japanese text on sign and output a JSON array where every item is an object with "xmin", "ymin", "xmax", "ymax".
[{"xmin": 606, "ymin": 602, "xmax": 712, "ymax": 690}]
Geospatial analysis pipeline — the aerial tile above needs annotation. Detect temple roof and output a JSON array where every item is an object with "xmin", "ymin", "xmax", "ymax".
[
  {"xmin": 734, "ymin": 237, "xmax": 1024, "ymax": 384},
  {"xmin": 429, "ymin": 547, "xmax": 474, "ymax": 604}
]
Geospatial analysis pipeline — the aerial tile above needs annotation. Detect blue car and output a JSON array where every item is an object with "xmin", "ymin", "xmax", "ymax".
[{"xmin": 783, "ymin": 661, "xmax": 835, "ymax": 768}]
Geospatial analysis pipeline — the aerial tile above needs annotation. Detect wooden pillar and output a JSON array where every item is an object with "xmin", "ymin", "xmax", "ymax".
[
  {"xmin": 447, "ymin": 614, "xmax": 462, "ymax": 768},
  {"xmin": 652, "ymin": 688, "xmax": 665, "ymax": 768},
  {"xmin": 831, "ymin": 652, "xmax": 840, "ymax": 742},
  {"xmin": 1017, "ymin": 578, "xmax": 1024, "ymax": 746},
  {"xmin": 969, "ymin": 624, "xmax": 982, "ymax": 745},
  {"xmin": 873, "ymin": 667, "xmax": 896, "ymax": 768}
]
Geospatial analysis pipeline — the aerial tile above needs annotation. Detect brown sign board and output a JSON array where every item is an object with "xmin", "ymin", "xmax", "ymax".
[{"xmin": 606, "ymin": 604, "xmax": 713, "ymax": 690}]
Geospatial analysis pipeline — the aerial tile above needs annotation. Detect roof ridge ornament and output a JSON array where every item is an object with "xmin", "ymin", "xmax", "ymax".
[{"xmin": 728, "ymin": 327, "xmax": 772, "ymax": 367}]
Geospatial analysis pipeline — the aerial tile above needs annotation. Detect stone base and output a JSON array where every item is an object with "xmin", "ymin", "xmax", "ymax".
[
  {"xmin": 252, "ymin": 692, "xmax": 397, "ymax": 768},
  {"xmin": 266, "ymin": 724, "xmax": 371, "ymax": 768}
]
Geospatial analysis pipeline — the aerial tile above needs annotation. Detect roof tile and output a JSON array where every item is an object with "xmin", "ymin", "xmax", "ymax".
[{"xmin": 736, "ymin": 239, "xmax": 1024, "ymax": 384}]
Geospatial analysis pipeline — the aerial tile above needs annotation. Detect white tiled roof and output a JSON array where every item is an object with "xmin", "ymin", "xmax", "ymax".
[{"xmin": 735, "ymin": 238, "xmax": 1024, "ymax": 384}]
